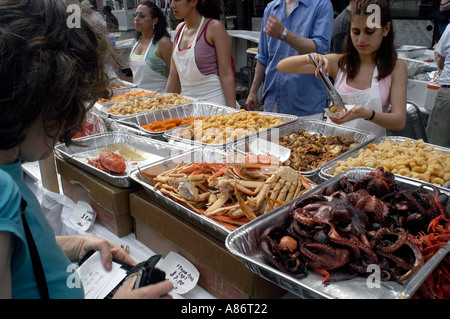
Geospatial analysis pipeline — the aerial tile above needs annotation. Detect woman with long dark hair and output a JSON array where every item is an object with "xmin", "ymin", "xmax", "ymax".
[
  {"xmin": 0, "ymin": 0, "xmax": 173, "ymax": 299},
  {"xmin": 278, "ymin": 0, "xmax": 407, "ymax": 137},
  {"xmin": 130, "ymin": 1, "xmax": 173, "ymax": 92},
  {"xmin": 165, "ymin": 0, "xmax": 237, "ymax": 108}
]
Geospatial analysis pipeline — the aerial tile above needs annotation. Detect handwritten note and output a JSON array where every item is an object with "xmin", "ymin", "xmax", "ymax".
[
  {"xmin": 158, "ymin": 252, "xmax": 199, "ymax": 294},
  {"xmin": 76, "ymin": 251, "xmax": 127, "ymax": 299},
  {"xmin": 76, "ymin": 251, "xmax": 199, "ymax": 298},
  {"xmin": 68, "ymin": 201, "xmax": 97, "ymax": 232}
]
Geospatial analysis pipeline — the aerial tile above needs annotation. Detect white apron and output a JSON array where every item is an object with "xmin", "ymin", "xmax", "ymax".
[
  {"xmin": 173, "ymin": 17, "xmax": 227, "ymax": 106},
  {"xmin": 129, "ymin": 39, "xmax": 168, "ymax": 93},
  {"xmin": 333, "ymin": 67, "xmax": 386, "ymax": 137}
]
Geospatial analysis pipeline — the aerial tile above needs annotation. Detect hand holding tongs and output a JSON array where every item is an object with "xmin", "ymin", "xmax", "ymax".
[{"xmin": 309, "ymin": 53, "xmax": 345, "ymax": 108}]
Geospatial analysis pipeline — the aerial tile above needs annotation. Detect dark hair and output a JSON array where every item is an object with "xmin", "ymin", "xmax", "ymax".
[
  {"xmin": 338, "ymin": 0, "xmax": 396, "ymax": 80},
  {"xmin": 134, "ymin": 1, "xmax": 170, "ymax": 42},
  {"xmin": 195, "ymin": 0, "xmax": 222, "ymax": 20},
  {"xmin": 0, "ymin": 0, "xmax": 117, "ymax": 149}
]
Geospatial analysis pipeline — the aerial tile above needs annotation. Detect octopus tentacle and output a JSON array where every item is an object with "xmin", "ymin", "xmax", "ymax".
[
  {"xmin": 394, "ymin": 240, "xmax": 424, "ymax": 283},
  {"xmin": 260, "ymin": 226, "xmax": 308, "ymax": 278},
  {"xmin": 376, "ymin": 250, "xmax": 412, "ymax": 271},
  {"xmin": 300, "ymin": 242, "xmax": 351, "ymax": 270},
  {"xmin": 370, "ymin": 228, "xmax": 407, "ymax": 253}
]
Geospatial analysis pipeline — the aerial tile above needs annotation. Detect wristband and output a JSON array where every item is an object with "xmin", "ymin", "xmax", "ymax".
[{"xmin": 366, "ymin": 109, "xmax": 376, "ymax": 121}]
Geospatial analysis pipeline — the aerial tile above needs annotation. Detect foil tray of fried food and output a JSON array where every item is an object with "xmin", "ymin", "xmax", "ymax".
[{"xmin": 232, "ymin": 119, "xmax": 376, "ymax": 181}]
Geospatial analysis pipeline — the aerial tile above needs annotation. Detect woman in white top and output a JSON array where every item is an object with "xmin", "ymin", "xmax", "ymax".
[
  {"xmin": 129, "ymin": 1, "xmax": 172, "ymax": 92},
  {"xmin": 278, "ymin": 0, "xmax": 407, "ymax": 138},
  {"xmin": 165, "ymin": 0, "xmax": 237, "ymax": 108}
]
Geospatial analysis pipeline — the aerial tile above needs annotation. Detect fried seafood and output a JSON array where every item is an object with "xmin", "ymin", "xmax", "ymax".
[
  {"xmin": 141, "ymin": 116, "xmax": 207, "ymax": 132},
  {"xmin": 333, "ymin": 139, "xmax": 450, "ymax": 186},
  {"xmin": 175, "ymin": 110, "xmax": 285, "ymax": 144},
  {"xmin": 278, "ymin": 129, "xmax": 359, "ymax": 171},
  {"xmin": 97, "ymin": 90, "xmax": 156, "ymax": 103},
  {"xmin": 139, "ymin": 155, "xmax": 313, "ymax": 230},
  {"xmin": 328, "ymin": 104, "xmax": 348, "ymax": 113},
  {"xmin": 107, "ymin": 93, "xmax": 191, "ymax": 116}
]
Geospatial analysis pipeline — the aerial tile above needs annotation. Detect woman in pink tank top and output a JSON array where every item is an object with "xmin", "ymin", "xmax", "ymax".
[
  {"xmin": 165, "ymin": 0, "xmax": 236, "ymax": 108},
  {"xmin": 277, "ymin": 0, "xmax": 407, "ymax": 136}
]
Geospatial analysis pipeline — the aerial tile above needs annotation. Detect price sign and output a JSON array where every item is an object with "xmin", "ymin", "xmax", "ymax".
[
  {"xmin": 68, "ymin": 201, "xmax": 97, "ymax": 232},
  {"xmin": 158, "ymin": 252, "xmax": 199, "ymax": 294}
]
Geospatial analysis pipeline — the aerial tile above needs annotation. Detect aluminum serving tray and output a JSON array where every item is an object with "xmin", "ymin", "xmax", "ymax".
[
  {"xmin": 319, "ymin": 136, "xmax": 450, "ymax": 186},
  {"xmin": 130, "ymin": 147, "xmax": 232, "ymax": 241},
  {"xmin": 54, "ymin": 132, "xmax": 191, "ymax": 188},
  {"xmin": 163, "ymin": 110, "xmax": 298, "ymax": 150},
  {"xmin": 96, "ymin": 93, "xmax": 195, "ymax": 119},
  {"xmin": 116, "ymin": 102, "xmax": 238, "ymax": 140},
  {"xmin": 231, "ymin": 119, "xmax": 375, "ymax": 182},
  {"xmin": 109, "ymin": 78, "xmax": 137, "ymax": 96},
  {"xmin": 225, "ymin": 167, "xmax": 450, "ymax": 299}
]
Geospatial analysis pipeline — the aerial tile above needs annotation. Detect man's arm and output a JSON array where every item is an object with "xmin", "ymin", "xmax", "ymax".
[
  {"xmin": 436, "ymin": 51, "xmax": 445, "ymax": 73},
  {"xmin": 245, "ymin": 60, "xmax": 266, "ymax": 110},
  {"xmin": 263, "ymin": 14, "xmax": 317, "ymax": 54}
]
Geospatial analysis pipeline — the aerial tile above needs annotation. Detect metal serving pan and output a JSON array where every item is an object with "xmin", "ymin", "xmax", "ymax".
[
  {"xmin": 108, "ymin": 78, "xmax": 138, "ymax": 96},
  {"xmin": 319, "ymin": 136, "xmax": 450, "ymax": 187},
  {"xmin": 130, "ymin": 147, "xmax": 232, "ymax": 241},
  {"xmin": 116, "ymin": 102, "xmax": 238, "ymax": 140},
  {"xmin": 401, "ymin": 57, "xmax": 432, "ymax": 78},
  {"xmin": 225, "ymin": 167, "xmax": 450, "ymax": 299},
  {"xmin": 231, "ymin": 119, "xmax": 375, "ymax": 182},
  {"xmin": 106, "ymin": 88, "xmax": 155, "ymax": 100},
  {"xmin": 131, "ymin": 146, "xmax": 317, "ymax": 242},
  {"xmin": 397, "ymin": 45, "xmax": 427, "ymax": 59},
  {"xmin": 54, "ymin": 132, "xmax": 190, "ymax": 188},
  {"xmin": 163, "ymin": 110, "xmax": 298, "ymax": 150},
  {"xmin": 96, "ymin": 93, "xmax": 195, "ymax": 119}
]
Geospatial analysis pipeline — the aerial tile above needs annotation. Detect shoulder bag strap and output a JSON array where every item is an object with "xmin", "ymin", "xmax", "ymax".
[{"xmin": 20, "ymin": 198, "xmax": 49, "ymax": 299}]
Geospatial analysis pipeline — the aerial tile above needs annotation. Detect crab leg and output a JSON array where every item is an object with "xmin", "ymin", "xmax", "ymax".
[
  {"xmin": 210, "ymin": 215, "xmax": 249, "ymax": 226},
  {"xmin": 160, "ymin": 188, "xmax": 205, "ymax": 215},
  {"xmin": 208, "ymin": 166, "xmax": 228, "ymax": 183},
  {"xmin": 236, "ymin": 189, "xmax": 258, "ymax": 220},
  {"xmin": 204, "ymin": 191, "xmax": 231, "ymax": 214},
  {"xmin": 205, "ymin": 204, "xmax": 240, "ymax": 217},
  {"xmin": 284, "ymin": 180, "xmax": 298, "ymax": 203},
  {"xmin": 178, "ymin": 162, "xmax": 203, "ymax": 174}
]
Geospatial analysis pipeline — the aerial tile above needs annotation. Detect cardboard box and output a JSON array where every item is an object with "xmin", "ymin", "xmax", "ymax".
[
  {"xmin": 56, "ymin": 157, "xmax": 140, "ymax": 237},
  {"xmin": 407, "ymin": 79, "xmax": 440, "ymax": 110},
  {"xmin": 39, "ymin": 152, "xmax": 60, "ymax": 193},
  {"xmin": 130, "ymin": 190, "xmax": 287, "ymax": 299}
]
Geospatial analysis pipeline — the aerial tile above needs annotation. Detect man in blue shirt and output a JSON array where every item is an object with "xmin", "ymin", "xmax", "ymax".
[{"xmin": 245, "ymin": 0, "xmax": 334, "ymax": 117}]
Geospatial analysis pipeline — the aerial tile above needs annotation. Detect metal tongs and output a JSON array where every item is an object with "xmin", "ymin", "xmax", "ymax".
[{"xmin": 309, "ymin": 53, "xmax": 345, "ymax": 108}]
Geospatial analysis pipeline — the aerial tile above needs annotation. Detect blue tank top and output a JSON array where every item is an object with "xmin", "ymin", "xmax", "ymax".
[{"xmin": 0, "ymin": 162, "xmax": 84, "ymax": 299}]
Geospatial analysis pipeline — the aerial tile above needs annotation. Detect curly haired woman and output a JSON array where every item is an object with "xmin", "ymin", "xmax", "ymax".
[{"xmin": 0, "ymin": 0, "xmax": 173, "ymax": 299}]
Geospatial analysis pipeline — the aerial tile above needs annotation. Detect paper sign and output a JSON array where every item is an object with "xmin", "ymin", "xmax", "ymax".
[
  {"xmin": 157, "ymin": 252, "xmax": 199, "ymax": 294},
  {"xmin": 249, "ymin": 138, "xmax": 291, "ymax": 162},
  {"xmin": 68, "ymin": 201, "xmax": 97, "ymax": 232}
]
